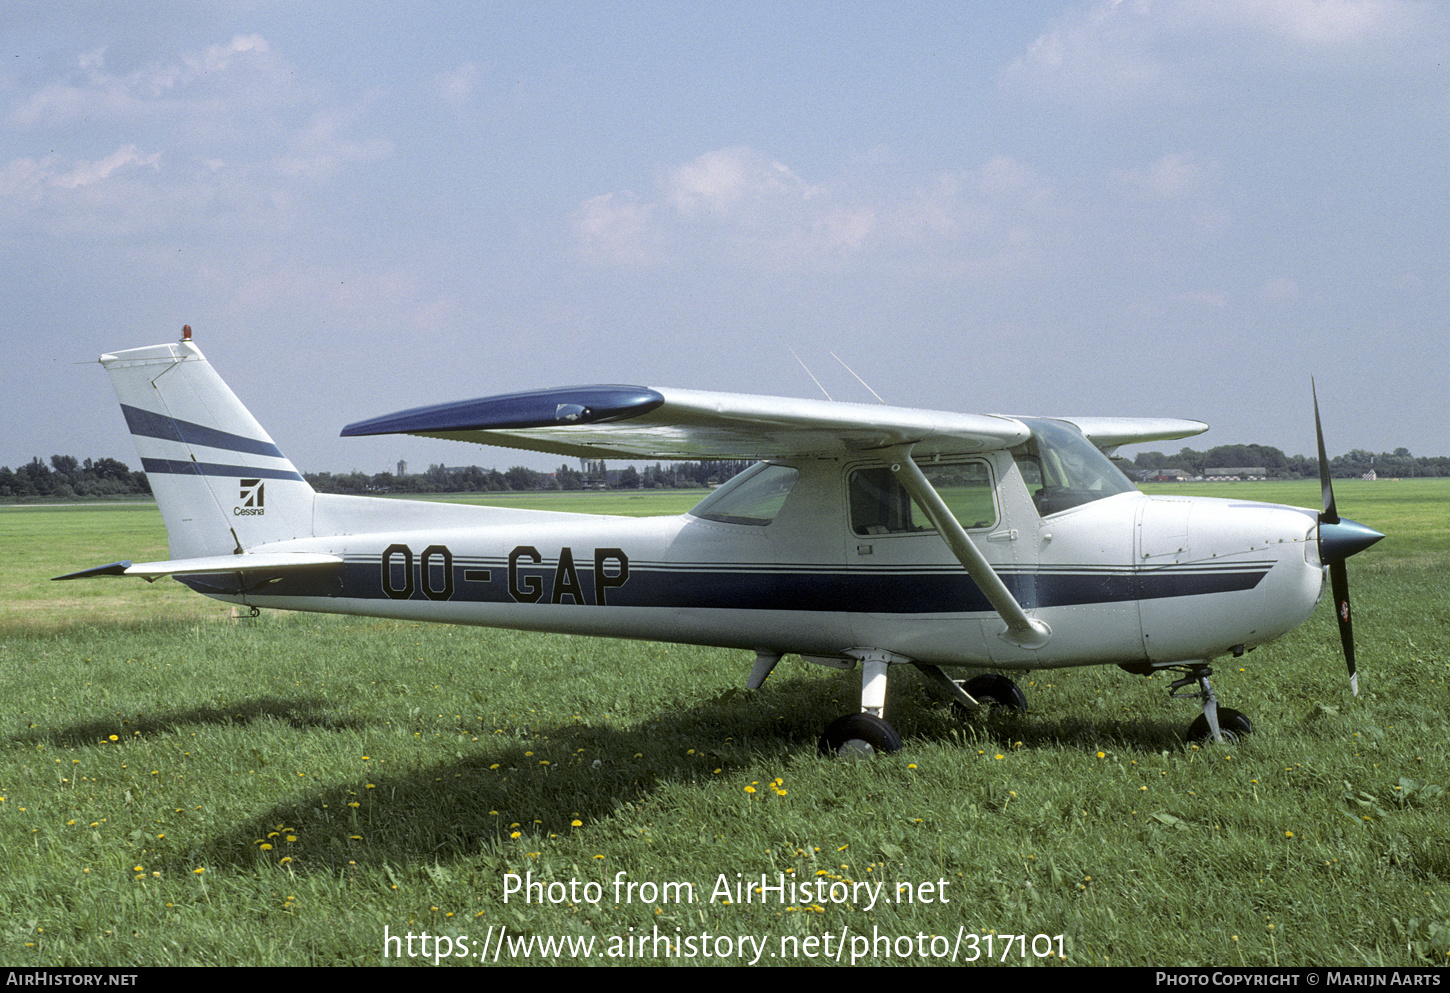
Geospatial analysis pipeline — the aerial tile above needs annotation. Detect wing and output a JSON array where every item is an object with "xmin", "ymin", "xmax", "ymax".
[
  {"xmin": 1052, "ymin": 416, "xmax": 1209, "ymax": 455},
  {"xmin": 342, "ymin": 385, "xmax": 1035, "ymax": 460}
]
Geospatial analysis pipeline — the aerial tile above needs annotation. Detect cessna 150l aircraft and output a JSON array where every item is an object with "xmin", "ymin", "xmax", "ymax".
[{"xmin": 59, "ymin": 329, "xmax": 1383, "ymax": 755}]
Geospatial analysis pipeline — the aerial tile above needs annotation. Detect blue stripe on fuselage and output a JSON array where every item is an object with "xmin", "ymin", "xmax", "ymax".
[{"xmin": 179, "ymin": 558, "xmax": 1270, "ymax": 614}]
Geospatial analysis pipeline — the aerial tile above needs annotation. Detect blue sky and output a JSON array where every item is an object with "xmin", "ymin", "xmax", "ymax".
[{"xmin": 5, "ymin": 1, "xmax": 1446, "ymax": 475}]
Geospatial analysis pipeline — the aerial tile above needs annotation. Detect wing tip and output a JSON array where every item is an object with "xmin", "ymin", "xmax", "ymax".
[{"xmin": 341, "ymin": 385, "xmax": 664, "ymax": 438}]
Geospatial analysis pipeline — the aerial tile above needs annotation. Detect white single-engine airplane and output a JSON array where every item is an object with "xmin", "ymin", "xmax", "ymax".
[{"xmin": 59, "ymin": 329, "xmax": 1384, "ymax": 754}]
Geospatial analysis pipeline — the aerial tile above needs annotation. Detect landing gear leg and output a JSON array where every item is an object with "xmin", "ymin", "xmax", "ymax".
[{"xmin": 818, "ymin": 649, "xmax": 907, "ymax": 757}]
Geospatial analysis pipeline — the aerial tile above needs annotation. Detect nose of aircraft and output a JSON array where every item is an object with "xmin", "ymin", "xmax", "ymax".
[{"xmin": 1318, "ymin": 517, "xmax": 1385, "ymax": 565}]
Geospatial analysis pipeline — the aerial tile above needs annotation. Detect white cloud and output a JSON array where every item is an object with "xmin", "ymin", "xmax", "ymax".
[
  {"xmin": 11, "ymin": 34, "xmax": 290, "ymax": 130},
  {"xmin": 1003, "ymin": 0, "xmax": 1168, "ymax": 106},
  {"xmin": 665, "ymin": 146, "xmax": 810, "ymax": 219},
  {"xmin": 1004, "ymin": 0, "xmax": 1442, "ymax": 107},
  {"xmin": 571, "ymin": 191, "xmax": 664, "ymax": 267},
  {"xmin": 434, "ymin": 63, "xmax": 481, "ymax": 106},
  {"xmin": 50, "ymin": 145, "xmax": 161, "ymax": 190},
  {"xmin": 1115, "ymin": 152, "xmax": 1214, "ymax": 200},
  {"xmin": 3, "ymin": 35, "xmax": 389, "ymax": 237},
  {"xmin": 0, "ymin": 145, "xmax": 164, "ymax": 231},
  {"xmin": 572, "ymin": 147, "xmax": 1061, "ymax": 277},
  {"xmin": 1188, "ymin": 0, "xmax": 1426, "ymax": 48}
]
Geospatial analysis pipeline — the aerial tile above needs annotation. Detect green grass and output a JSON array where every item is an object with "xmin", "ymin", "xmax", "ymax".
[{"xmin": 2, "ymin": 484, "xmax": 1448, "ymax": 966}]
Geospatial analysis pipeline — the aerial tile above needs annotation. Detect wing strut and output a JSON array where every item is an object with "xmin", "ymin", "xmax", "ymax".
[{"xmin": 888, "ymin": 446, "xmax": 1051, "ymax": 650}]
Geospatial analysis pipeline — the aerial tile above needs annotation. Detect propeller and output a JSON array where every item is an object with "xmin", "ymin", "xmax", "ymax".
[{"xmin": 1312, "ymin": 380, "xmax": 1385, "ymax": 695}]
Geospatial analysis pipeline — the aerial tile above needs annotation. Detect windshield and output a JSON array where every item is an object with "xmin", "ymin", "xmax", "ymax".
[
  {"xmin": 688, "ymin": 462, "xmax": 799, "ymax": 526},
  {"xmin": 1012, "ymin": 418, "xmax": 1136, "ymax": 515}
]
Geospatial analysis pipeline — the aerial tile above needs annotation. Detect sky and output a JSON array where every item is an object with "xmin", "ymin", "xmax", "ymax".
[{"xmin": 4, "ymin": 0, "xmax": 1447, "ymax": 477}]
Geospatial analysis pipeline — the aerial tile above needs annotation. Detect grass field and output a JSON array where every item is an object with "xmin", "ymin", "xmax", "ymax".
[{"xmin": 1, "ymin": 481, "xmax": 1447, "ymax": 966}]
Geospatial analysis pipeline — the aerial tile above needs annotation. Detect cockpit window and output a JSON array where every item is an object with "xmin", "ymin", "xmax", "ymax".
[
  {"xmin": 849, "ymin": 460, "xmax": 996, "ymax": 534},
  {"xmin": 689, "ymin": 462, "xmax": 799, "ymax": 526},
  {"xmin": 1012, "ymin": 417, "xmax": 1135, "ymax": 516}
]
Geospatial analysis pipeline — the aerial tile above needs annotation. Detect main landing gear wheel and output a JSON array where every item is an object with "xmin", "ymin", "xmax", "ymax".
[
  {"xmin": 1187, "ymin": 707, "xmax": 1254, "ymax": 744},
  {"xmin": 950, "ymin": 673, "xmax": 1029, "ymax": 720},
  {"xmin": 818, "ymin": 713, "xmax": 903, "ymax": 757},
  {"xmin": 961, "ymin": 673, "xmax": 1028, "ymax": 712}
]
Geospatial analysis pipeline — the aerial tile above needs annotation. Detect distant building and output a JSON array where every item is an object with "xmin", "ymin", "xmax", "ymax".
[
  {"xmin": 1145, "ymin": 469, "xmax": 1193, "ymax": 482},
  {"xmin": 1203, "ymin": 467, "xmax": 1267, "ymax": 481},
  {"xmin": 397, "ymin": 459, "xmax": 407, "ymax": 477}
]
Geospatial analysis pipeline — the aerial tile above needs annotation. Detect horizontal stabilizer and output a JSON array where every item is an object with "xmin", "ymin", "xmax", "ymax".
[
  {"xmin": 53, "ymin": 561, "xmax": 134, "ymax": 580},
  {"xmin": 54, "ymin": 552, "xmax": 342, "ymax": 581}
]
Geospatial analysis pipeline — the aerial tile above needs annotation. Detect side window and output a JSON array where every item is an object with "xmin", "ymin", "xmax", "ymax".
[{"xmin": 848, "ymin": 460, "xmax": 995, "ymax": 535}]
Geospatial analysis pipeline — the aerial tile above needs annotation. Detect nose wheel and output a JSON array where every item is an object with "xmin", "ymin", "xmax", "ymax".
[
  {"xmin": 1171, "ymin": 664, "xmax": 1253, "ymax": 744},
  {"xmin": 1187, "ymin": 707, "xmax": 1254, "ymax": 743}
]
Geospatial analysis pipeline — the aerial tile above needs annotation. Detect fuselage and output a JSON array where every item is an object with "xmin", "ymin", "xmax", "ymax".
[{"xmin": 187, "ymin": 449, "xmax": 1326, "ymax": 672}]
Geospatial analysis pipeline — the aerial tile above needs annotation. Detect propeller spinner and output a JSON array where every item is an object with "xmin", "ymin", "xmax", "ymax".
[{"xmin": 1313, "ymin": 381, "xmax": 1385, "ymax": 695}]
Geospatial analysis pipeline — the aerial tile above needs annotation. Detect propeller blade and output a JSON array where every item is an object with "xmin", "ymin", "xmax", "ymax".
[
  {"xmin": 1313, "ymin": 378, "xmax": 1338, "ymax": 525},
  {"xmin": 1312, "ymin": 379, "xmax": 1383, "ymax": 696},
  {"xmin": 1329, "ymin": 560, "xmax": 1357, "ymax": 696}
]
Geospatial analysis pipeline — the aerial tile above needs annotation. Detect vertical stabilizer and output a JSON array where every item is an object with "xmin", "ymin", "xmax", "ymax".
[{"xmin": 101, "ymin": 337, "xmax": 315, "ymax": 560}]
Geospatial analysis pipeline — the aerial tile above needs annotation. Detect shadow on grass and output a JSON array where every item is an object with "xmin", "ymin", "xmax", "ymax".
[
  {"xmin": 92, "ymin": 671, "xmax": 1206, "ymax": 877},
  {"xmin": 8, "ymin": 695, "xmax": 369, "ymax": 750}
]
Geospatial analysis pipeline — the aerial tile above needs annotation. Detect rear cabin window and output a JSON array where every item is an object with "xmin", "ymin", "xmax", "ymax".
[
  {"xmin": 848, "ymin": 460, "xmax": 996, "ymax": 535},
  {"xmin": 689, "ymin": 462, "xmax": 799, "ymax": 526}
]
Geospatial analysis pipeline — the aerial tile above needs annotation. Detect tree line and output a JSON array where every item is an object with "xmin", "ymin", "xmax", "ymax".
[
  {"xmin": 5, "ymin": 443, "xmax": 1448, "ymax": 501},
  {"xmin": 0, "ymin": 455, "xmax": 754, "ymax": 499},
  {"xmin": 303, "ymin": 460, "xmax": 756, "ymax": 495},
  {"xmin": 1129, "ymin": 444, "xmax": 1450, "ymax": 479},
  {"xmin": 0, "ymin": 456, "xmax": 152, "ymax": 499}
]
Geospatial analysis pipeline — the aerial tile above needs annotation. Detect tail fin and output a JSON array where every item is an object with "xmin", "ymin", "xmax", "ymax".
[{"xmin": 101, "ymin": 337, "xmax": 315, "ymax": 559}]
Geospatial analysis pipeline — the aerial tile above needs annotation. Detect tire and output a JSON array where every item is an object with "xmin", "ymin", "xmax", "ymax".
[
  {"xmin": 962, "ymin": 673, "xmax": 1028, "ymax": 712},
  {"xmin": 818, "ymin": 713, "xmax": 903, "ymax": 757},
  {"xmin": 1187, "ymin": 707, "xmax": 1253, "ymax": 743}
]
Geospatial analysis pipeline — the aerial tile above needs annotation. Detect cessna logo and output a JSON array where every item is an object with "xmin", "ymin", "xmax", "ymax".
[{"xmin": 235, "ymin": 478, "xmax": 265, "ymax": 516}]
